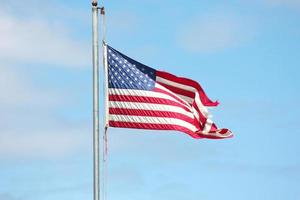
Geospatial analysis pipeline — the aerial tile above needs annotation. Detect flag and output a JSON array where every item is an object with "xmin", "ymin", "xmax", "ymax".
[{"xmin": 106, "ymin": 45, "xmax": 233, "ymax": 139}]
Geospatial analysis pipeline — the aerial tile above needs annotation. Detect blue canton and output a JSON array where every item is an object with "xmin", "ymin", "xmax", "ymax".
[{"xmin": 107, "ymin": 45, "xmax": 156, "ymax": 91}]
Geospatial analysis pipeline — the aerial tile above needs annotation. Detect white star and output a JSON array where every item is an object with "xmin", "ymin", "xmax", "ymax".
[
  {"xmin": 148, "ymin": 84, "xmax": 151, "ymax": 87},
  {"xmin": 126, "ymin": 69, "xmax": 130, "ymax": 72},
  {"xmin": 124, "ymin": 60, "xmax": 127, "ymax": 63},
  {"xmin": 134, "ymin": 78, "xmax": 138, "ymax": 81},
  {"xmin": 118, "ymin": 68, "xmax": 122, "ymax": 71},
  {"xmin": 143, "ymin": 79, "xmax": 147, "ymax": 83},
  {"xmin": 126, "ymin": 77, "xmax": 129, "ymax": 80},
  {"xmin": 130, "ymin": 73, "xmax": 134, "ymax": 76},
  {"xmin": 139, "ymin": 75, "xmax": 143, "ymax": 78},
  {"xmin": 138, "ymin": 82, "xmax": 141, "ymax": 85},
  {"xmin": 112, "ymin": 60, "xmax": 114, "ymax": 63},
  {"xmin": 123, "ymin": 65, "xmax": 126, "ymax": 68},
  {"xmin": 119, "ymin": 60, "xmax": 122, "ymax": 64},
  {"xmin": 111, "ymin": 76, "xmax": 114, "ymax": 79},
  {"xmin": 111, "ymin": 68, "xmax": 114, "ymax": 71},
  {"xmin": 118, "ymin": 76, "xmax": 121, "ymax": 79},
  {"xmin": 130, "ymin": 81, "xmax": 133, "ymax": 84},
  {"xmin": 116, "ymin": 57, "xmax": 119, "ymax": 60},
  {"xmin": 109, "ymin": 49, "xmax": 111, "ymax": 53},
  {"xmin": 122, "ymin": 72, "xmax": 125, "ymax": 76},
  {"xmin": 114, "ymin": 72, "xmax": 118, "ymax": 75},
  {"xmin": 112, "ymin": 53, "xmax": 115, "ymax": 57},
  {"xmin": 121, "ymin": 80, "xmax": 124, "ymax": 84}
]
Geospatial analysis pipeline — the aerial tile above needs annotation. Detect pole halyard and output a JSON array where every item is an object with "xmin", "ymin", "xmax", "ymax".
[
  {"xmin": 92, "ymin": 1, "xmax": 100, "ymax": 200},
  {"xmin": 100, "ymin": 6, "xmax": 109, "ymax": 200}
]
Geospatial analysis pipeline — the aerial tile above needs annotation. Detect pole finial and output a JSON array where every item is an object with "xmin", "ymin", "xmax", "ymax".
[{"xmin": 92, "ymin": 0, "xmax": 98, "ymax": 6}]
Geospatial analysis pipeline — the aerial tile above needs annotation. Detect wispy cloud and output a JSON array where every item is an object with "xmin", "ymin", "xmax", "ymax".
[
  {"xmin": 0, "ymin": 64, "xmax": 88, "ymax": 160},
  {"xmin": 0, "ymin": 127, "xmax": 89, "ymax": 159},
  {"xmin": 0, "ymin": 66, "xmax": 62, "ymax": 109},
  {"xmin": 177, "ymin": 12, "xmax": 256, "ymax": 53},
  {"xmin": 0, "ymin": 1, "xmax": 91, "ymax": 159},
  {"xmin": 0, "ymin": 8, "xmax": 89, "ymax": 68},
  {"xmin": 0, "ymin": 69, "xmax": 89, "ymax": 159}
]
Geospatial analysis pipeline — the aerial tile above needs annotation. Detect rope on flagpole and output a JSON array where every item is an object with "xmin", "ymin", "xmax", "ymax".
[
  {"xmin": 100, "ymin": 2, "xmax": 109, "ymax": 200},
  {"xmin": 103, "ymin": 126, "xmax": 108, "ymax": 200}
]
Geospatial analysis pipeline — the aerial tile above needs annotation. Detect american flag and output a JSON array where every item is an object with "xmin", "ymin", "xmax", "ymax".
[{"xmin": 107, "ymin": 45, "xmax": 232, "ymax": 139}]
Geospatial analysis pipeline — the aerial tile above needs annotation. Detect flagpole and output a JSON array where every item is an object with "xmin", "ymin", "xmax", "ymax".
[{"xmin": 92, "ymin": 1, "xmax": 100, "ymax": 200}]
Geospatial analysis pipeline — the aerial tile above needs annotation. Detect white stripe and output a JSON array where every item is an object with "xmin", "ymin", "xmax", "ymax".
[
  {"xmin": 109, "ymin": 101, "xmax": 194, "ymax": 119},
  {"xmin": 202, "ymin": 118, "xmax": 213, "ymax": 134},
  {"xmin": 191, "ymin": 106, "xmax": 200, "ymax": 124},
  {"xmin": 156, "ymin": 81, "xmax": 194, "ymax": 104},
  {"xmin": 194, "ymin": 91, "xmax": 210, "ymax": 117},
  {"xmin": 204, "ymin": 129, "xmax": 232, "ymax": 138},
  {"xmin": 156, "ymin": 76, "xmax": 196, "ymax": 92},
  {"xmin": 155, "ymin": 84, "xmax": 192, "ymax": 105},
  {"xmin": 177, "ymin": 94, "xmax": 194, "ymax": 104},
  {"xmin": 109, "ymin": 87, "xmax": 191, "ymax": 110},
  {"xmin": 109, "ymin": 115, "xmax": 198, "ymax": 132},
  {"xmin": 214, "ymin": 130, "xmax": 233, "ymax": 138}
]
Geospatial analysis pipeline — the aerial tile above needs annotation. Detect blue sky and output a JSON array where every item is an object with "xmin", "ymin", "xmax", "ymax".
[{"xmin": 0, "ymin": 0, "xmax": 300, "ymax": 200}]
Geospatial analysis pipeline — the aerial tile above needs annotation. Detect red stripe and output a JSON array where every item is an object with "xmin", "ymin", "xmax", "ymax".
[
  {"xmin": 109, "ymin": 121, "xmax": 203, "ymax": 139},
  {"xmin": 157, "ymin": 82, "xmax": 195, "ymax": 99},
  {"xmin": 109, "ymin": 108, "xmax": 200, "ymax": 128},
  {"xmin": 197, "ymin": 129, "xmax": 233, "ymax": 139},
  {"xmin": 210, "ymin": 123, "xmax": 218, "ymax": 132},
  {"xmin": 109, "ymin": 94, "xmax": 191, "ymax": 112},
  {"xmin": 153, "ymin": 87, "xmax": 190, "ymax": 107},
  {"xmin": 192, "ymin": 101, "xmax": 207, "ymax": 126},
  {"xmin": 157, "ymin": 71, "xmax": 219, "ymax": 107}
]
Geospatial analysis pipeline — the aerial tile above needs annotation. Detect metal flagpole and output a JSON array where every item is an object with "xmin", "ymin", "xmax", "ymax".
[{"xmin": 92, "ymin": 1, "xmax": 100, "ymax": 200}]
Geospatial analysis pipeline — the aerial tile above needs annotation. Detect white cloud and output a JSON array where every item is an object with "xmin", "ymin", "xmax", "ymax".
[
  {"xmin": 0, "ymin": 2, "xmax": 91, "ymax": 160},
  {"xmin": 0, "ymin": 128, "xmax": 89, "ymax": 159},
  {"xmin": 0, "ymin": 64, "xmax": 90, "ymax": 159},
  {"xmin": 0, "ymin": 66, "xmax": 62, "ymax": 109},
  {"xmin": 0, "ymin": 11, "xmax": 89, "ymax": 68},
  {"xmin": 177, "ymin": 13, "xmax": 256, "ymax": 53},
  {"xmin": 0, "ymin": 64, "xmax": 89, "ymax": 160}
]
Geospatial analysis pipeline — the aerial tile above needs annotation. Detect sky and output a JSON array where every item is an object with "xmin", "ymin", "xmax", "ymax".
[{"xmin": 0, "ymin": 0, "xmax": 299, "ymax": 200}]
